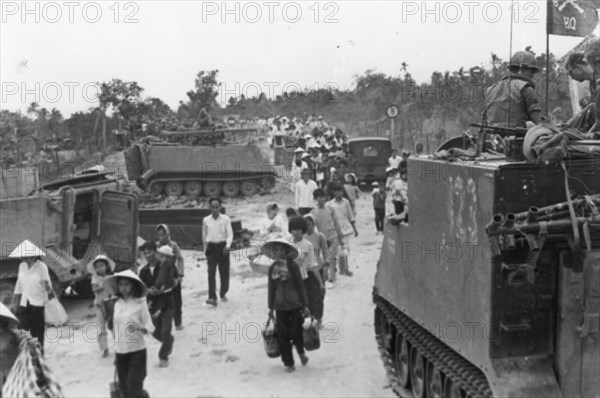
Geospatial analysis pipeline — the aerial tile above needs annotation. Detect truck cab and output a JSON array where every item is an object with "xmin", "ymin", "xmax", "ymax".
[{"xmin": 347, "ymin": 137, "xmax": 392, "ymax": 186}]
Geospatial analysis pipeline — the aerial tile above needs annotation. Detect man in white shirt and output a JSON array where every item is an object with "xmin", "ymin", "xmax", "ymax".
[
  {"xmin": 295, "ymin": 169, "xmax": 319, "ymax": 216},
  {"xmin": 202, "ymin": 197, "xmax": 233, "ymax": 306},
  {"xmin": 388, "ymin": 149, "xmax": 401, "ymax": 171}
]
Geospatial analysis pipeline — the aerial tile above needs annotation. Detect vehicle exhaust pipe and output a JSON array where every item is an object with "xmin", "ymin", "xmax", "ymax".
[
  {"xmin": 502, "ymin": 213, "xmax": 516, "ymax": 250},
  {"xmin": 486, "ymin": 214, "xmax": 504, "ymax": 256},
  {"xmin": 527, "ymin": 207, "xmax": 538, "ymax": 223}
]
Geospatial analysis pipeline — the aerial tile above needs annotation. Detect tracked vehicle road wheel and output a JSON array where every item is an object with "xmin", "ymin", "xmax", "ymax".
[
  {"xmin": 203, "ymin": 181, "xmax": 221, "ymax": 197},
  {"xmin": 427, "ymin": 363, "xmax": 443, "ymax": 398},
  {"xmin": 222, "ymin": 182, "xmax": 240, "ymax": 197},
  {"xmin": 410, "ymin": 347, "xmax": 426, "ymax": 398},
  {"xmin": 149, "ymin": 182, "xmax": 164, "ymax": 196},
  {"xmin": 395, "ymin": 332, "xmax": 411, "ymax": 388},
  {"xmin": 184, "ymin": 181, "xmax": 202, "ymax": 196},
  {"xmin": 377, "ymin": 310, "xmax": 393, "ymax": 353},
  {"xmin": 240, "ymin": 181, "xmax": 259, "ymax": 197},
  {"xmin": 443, "ymin": 378, "xmax": 464, "ymax": 398},
  {"xmin": 165, "ymin": 182, "xmax": 184, "ymax": 197}
]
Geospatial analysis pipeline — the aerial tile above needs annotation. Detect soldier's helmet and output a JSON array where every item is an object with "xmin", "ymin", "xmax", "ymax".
[
  {"xmin": 510, "ymin": 50, "xmax": 539, "ymax": 72},
  {"xmin": 584, "ymin": 37, "xmax": 600, "ymax": 65}
]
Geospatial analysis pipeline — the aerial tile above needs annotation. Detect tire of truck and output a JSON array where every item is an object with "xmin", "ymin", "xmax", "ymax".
[{"xmin": 0, "ymin": 279, "xmax": 16, "ymax": 307}]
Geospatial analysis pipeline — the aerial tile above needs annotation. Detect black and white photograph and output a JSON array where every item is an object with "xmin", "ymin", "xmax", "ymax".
[{"xmin": 1, "ymin": 1, "xmax": 600, "ymax": 397}]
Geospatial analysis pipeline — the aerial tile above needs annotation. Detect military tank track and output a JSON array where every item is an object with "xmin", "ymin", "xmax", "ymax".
[{"xmin": 374, "ymin": 296, "xmax": 493, "ymax": 398}]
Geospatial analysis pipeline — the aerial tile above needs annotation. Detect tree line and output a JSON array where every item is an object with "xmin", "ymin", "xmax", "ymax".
[{"xmin": 0, "ymin": 50, "xmax": 572, "ymax": 160}]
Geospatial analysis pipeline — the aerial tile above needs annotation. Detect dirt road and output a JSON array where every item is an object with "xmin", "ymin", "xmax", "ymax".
[{"xmin": 47, "ymin": 185, "xmax": 395, "ymax": 397}]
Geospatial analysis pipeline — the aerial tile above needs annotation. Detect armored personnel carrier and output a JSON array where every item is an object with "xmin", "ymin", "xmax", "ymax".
[
  {"xmin": 125, "ymin": 128, "xmax": 276, "ymax": 198},
  {"xmin": 0, "ymin": 166, "xmax": 139, "ymax": 305},
  {"xmin": 373, "ymin": 125, "xmax": 599, "ymax": 398}
]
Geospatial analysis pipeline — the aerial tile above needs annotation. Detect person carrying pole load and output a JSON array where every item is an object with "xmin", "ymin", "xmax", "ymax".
[{"xmin": 484, "ymin": 49, "xmax": 542, "ymax": 128}]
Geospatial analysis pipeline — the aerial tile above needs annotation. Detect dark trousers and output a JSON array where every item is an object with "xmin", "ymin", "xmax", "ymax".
[
  {"xmin": 374, "ymin": 208, "xmax": 385, "ymax": 232},
  {"xmin": 172, "ymin": 282, "xmax": 182, "ymax": 327},
  {"xmin": 275, "ymin": 308, "xmax": 305, "ymax": 367},
  {"xmin": 206, "ymin": 242, "xmax": 230, "ymax": 300},
  {"xmin": 151, "ymin": 293, "xmax": 174, "ymax": 361},
  {"xmin": 298, "ymin": 207, "xmax": 313, "ymax": 216},
  {"xmin": 116, "ymin": 349, "xmax": 147, "ymax": 398},
  {"xmin": 17, "ymin": 302, "xmax": 45, "ymax": 351},
  {"xmin": 304, "ymin": 272, "xmax": 324, "ymax": 320},
  {"xmin": 393, "ymin": 201, "xmax": 405, "ymax": 215}
]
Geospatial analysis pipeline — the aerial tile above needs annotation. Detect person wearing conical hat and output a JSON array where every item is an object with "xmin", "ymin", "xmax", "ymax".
[
  {"xmin": 9, "ymin": 240, "xmax": 53, "ymax": 352},
  {"xmin": 0, "ymin": 303, "xmax": 20, "ymax": 387},
  {"xmin": 88, "ymin": 254, "xmax": 116, "ymax": 358},
  {"xmin": 104, "ymin": 270, "xmax": 152, "ymax": 398},
  {"xmin": 264, "ymin": 238, "xmax": 309, "ymax": 373}
]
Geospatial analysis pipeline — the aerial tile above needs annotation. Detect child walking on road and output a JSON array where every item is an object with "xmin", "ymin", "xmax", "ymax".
[
  {"xmin": 264, "ymin": 238, "xmax": 310, "ymax": 373},
  {"xmin": 105, "ymin": 270, "xmax": 153, "ymax": 398},
  {"xmin": 303, "ymin": 214, "xmax": 327, "ymax": 327},
  {"xmin": 372, "ymin": 182, "xmax": 387, "ymax": 234},
  {"xmin": 89, "ymin": 254, "xmax": 115, "ymax": 358},
  {"xmin": 327, "ymin": 184, "xmax": 358, "ymax": 277},
  {"xmin": 288, "ymin": 217, "xmax": 324, "ymax": 326},
  {"xmin": 311, "ymin": 188, "xmax": 344, "ymax": 288}
]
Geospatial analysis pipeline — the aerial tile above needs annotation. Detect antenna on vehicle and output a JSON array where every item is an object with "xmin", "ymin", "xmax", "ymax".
[{"xmin": 507, "ymin": 0, "xmax": 515, "ymax": 128}]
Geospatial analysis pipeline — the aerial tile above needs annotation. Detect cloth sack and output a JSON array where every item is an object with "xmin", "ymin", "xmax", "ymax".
[
  {"xmin": 45, "ymin": 298, "xmax": 67, "ymax": 326},
  {"xmin": 2, "ymin": 330, "xmax": 64, "ymax": 398}
]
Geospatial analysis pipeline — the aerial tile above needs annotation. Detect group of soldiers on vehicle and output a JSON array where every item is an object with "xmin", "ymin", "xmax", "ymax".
[{"xmin": 485, "ymin": 39, "xmax": 600, "ymax": 136}]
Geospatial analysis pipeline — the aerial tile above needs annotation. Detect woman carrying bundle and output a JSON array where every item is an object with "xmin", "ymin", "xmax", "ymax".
[{"xmin": 264, "ymin": 238, "xmax": 310, "ymax": 373}]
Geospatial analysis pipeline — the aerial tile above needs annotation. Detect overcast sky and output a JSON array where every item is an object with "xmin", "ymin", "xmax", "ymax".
[{"xmin": 1, "ymin": 1, "xmax": 596, "ymax": 117}]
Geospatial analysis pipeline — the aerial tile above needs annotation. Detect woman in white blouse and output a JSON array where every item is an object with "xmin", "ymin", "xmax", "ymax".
[
  {"xmin": 105, "ymin": 270, "xmax": 153, "ymax": 398},
  {"xmin": 9, "ymin": 240, "xmax": 54, "ymax": 352}
]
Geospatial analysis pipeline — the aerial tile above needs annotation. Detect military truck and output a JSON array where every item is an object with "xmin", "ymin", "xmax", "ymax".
[
  {"xmin": 373, "ymin": 126, "xmax": 599, "ymax": 398},
  {"xmin": 347, "ymin": 137, "xmax": 392, "ymax": 186},
  {"xmin": 0, "ymin": 166, "xmax": 139, "ymax": 306},
  {"xmin": 125, "ymin": 128, "xmax": 276, "ymax": 198}
]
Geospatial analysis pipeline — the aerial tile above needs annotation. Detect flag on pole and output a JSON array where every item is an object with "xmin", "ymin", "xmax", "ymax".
[{"xmin": 547, "ymin": 0, "xmax": 600, "ymax": 37}]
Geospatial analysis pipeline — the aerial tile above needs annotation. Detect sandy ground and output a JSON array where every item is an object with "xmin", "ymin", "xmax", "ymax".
[{"xmin": 47, "ymin": 183, "xmax": 396, "ymax": 398}]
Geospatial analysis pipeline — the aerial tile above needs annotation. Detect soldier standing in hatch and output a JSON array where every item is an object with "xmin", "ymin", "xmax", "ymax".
[{"xmin": 484, "ymin": 50, "xmax": 542, "ymax": 128}]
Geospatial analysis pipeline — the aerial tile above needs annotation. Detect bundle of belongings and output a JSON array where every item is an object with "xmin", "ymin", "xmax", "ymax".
[{"xmin": 523, "ymin": 121, "xmax": 600, "ymax": 164}]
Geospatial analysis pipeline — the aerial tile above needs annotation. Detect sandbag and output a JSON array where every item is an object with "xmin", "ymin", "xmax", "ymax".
[{"xmin": 523, "ymin": 122, "xmax": 598, "ymax": 163}]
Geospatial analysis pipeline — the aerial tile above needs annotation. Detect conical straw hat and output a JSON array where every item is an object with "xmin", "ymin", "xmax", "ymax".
[{"xmin": 8, "ymin": 240, "xmax": 46, "ymax": 258}]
